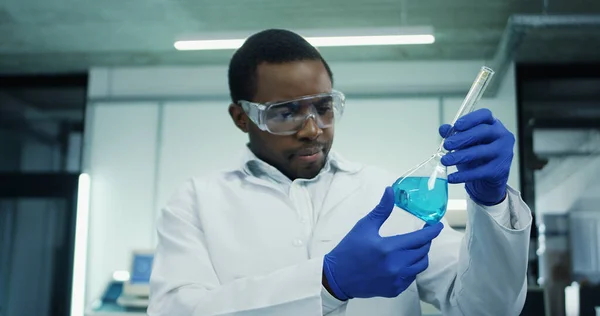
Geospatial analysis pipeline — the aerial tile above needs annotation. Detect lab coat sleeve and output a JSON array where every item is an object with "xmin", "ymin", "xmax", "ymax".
[
  {"xmin": 148, "ymin": 179, "xmax": 325, "ymax": 316},
  {"xmin": 415, "ymin": 185, "xmax": 532, "ymax": 315},
  {"xmin": 321, "ymin": 285, "xmax": 346, "ymax": 314}
]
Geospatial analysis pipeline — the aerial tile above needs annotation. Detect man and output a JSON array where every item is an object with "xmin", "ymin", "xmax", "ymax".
[{"xmin": 148, "ymin": 29, "xmax": 532, "ymax": 316}]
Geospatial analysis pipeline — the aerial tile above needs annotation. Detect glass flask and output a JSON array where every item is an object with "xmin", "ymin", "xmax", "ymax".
[{"xmin": 392, "ymin": 66, "xmax": 495, "ymax": 225}]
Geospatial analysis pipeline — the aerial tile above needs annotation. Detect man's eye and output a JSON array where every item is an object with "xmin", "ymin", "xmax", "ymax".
[
  {"xmin": 269, "ymin": 108, "xmax": 296, "ymax": 120},
  {"xmin": 317, "ymin": 105, "xmax": 333, "ymax": 114},
  {"xmin": 278, "ymin": 111, "xmax": 294, "ymax": 119},
  {"xmin": 315, "ymin": 101, "xmax": 333, "ymax": 114}
]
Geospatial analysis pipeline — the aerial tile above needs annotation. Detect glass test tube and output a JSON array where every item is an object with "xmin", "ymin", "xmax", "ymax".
[{"xmin": 437, "ymin": 66, "xmax": 495, "ymax": 153}]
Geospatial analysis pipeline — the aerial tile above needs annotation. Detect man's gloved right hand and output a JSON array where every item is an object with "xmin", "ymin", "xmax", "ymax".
[{"xmin": 322, "ymin": 186, "xmax": 444, "ymax": 300}]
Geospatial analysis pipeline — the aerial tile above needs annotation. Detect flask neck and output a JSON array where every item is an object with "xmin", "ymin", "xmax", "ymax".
[{"xmin": 436, "ymin": 141, "xmax": 449, "ymax": 156}]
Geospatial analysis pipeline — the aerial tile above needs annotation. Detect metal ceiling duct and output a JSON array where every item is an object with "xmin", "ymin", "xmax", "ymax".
[{"xmin": 488, "ymin": 14, "xmax": 600, "ymax": 96}]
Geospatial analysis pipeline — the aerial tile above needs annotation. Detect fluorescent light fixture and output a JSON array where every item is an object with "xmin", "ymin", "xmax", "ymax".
[
  {"xmin": 174, "ymin": 27, "xmax": 434, "ymax": 51},
  {"xmin": 565, "ymin": 282, "xmax": 580, "ymax": 316},
  {"xmin": 70, "ymin": 173, "xmax": 91, "ymax": 316},
  {"xmin": 309, "ymin": 34, "xmax": 434, "ymax": 47},
  {"xmin": 175, "ymin": 39, "xmax": 247, "ymax": 51}
]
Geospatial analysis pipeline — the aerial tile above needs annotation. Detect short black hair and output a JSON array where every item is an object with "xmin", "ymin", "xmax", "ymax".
[{"xmin": 227, "ymin": 29, "xmax": 334, "ymax": 104}]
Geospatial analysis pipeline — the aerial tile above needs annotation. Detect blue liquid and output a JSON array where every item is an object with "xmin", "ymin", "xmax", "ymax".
[{"xmin": 392, "ymin": 176, "xmax": 448, "ymax": 225}]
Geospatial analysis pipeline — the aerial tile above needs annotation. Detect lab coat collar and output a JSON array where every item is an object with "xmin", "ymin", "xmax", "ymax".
[
  {"xmin": 239, "ymin": 145, "xmax": 365, "ymax": 222},
  {"xmin": 240, "ymin": 145, "xmax": 362, "ymax": 184}
]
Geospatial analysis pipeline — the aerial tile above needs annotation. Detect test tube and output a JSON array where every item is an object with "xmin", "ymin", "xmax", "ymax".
[
  {"xmin": 450, "ymin": 66, "xmax": 495, "ymax": 125},
  {"xmin": 438, "ymin": 66, "xmax": 495, "ymax": 152}
]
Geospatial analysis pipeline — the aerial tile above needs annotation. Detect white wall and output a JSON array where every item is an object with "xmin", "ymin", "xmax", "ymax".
[
  {"xmin": 85, "ymin": 103, "xmax": 160, "ymax": 306},
  {"xmin": 88, "ymin": 61, "xmax": 496, "ymax": 98},
  {"xmin": 155, "ymin": 101, "xmax": 248, "ymax": 229},
  {"xmin": 83, "ymin": 60, "xmax": 519, "ymax": 306}
]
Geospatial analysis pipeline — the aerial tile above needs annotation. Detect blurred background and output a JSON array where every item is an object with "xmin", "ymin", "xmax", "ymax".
[{"xmin": 1, "ymin": 0, "xmax": 600, "ymax": 315}]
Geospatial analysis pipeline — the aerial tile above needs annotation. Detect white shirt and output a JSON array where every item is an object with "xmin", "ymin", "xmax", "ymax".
[
  {"xmin": 148, "ymin": 147, "xmax": 532, "ymax": 316},
  {"xmin": 244, "ymin": 149, "xmax": 356, "ymax": 312}
]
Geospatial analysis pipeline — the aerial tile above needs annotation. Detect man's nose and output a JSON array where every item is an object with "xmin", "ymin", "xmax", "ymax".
[{"xmin": 296, "ymin": 115, "xmax": 322, "ymax": 140}]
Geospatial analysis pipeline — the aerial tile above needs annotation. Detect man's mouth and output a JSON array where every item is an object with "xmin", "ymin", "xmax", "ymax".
[
  {"xmin": 296, "ymin": 147, "xmax": 322, "ymax": 157},
  {"xmin": 293, "ymin": 147, "xmax": 324, "ymax": 163}
]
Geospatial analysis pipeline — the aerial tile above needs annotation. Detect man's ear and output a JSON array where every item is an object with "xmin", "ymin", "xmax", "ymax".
[{"xmin": 228, "ymin": 104, "xmax": 249, "ymax": 133}]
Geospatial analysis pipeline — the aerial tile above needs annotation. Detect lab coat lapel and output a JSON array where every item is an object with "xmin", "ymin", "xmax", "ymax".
[
  {"xmin": 319, "ymin": 171, "xmax": 364, "ymax": 221},
  {"xmin": 241, "ymin": 172, "xmax": 291, "ymax": 201}
]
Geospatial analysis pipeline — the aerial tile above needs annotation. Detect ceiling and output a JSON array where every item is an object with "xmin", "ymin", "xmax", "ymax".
[{"xmin": 1, "ymin": 0, "xmax": 600, "ymax": 74}]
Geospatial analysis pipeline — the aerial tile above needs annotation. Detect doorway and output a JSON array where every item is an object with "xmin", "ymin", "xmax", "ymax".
[{"xmin": 0, "ymin": 174, "xmax": 80, "ymax": 316}]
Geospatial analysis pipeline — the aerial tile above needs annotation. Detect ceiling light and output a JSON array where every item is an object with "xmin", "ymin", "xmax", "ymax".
[
  {"xmin": 307, "ymin": 35, "xmax": 434, "ymax": 47},
  {"xmin": 70, "ymin": 173, "xmax": 91, "ymax": 316},
  {"xmin": 175, "ymin": 39, "xmax": 247, "ymax": 51},
  {"xmin": 174, "ymin": 27, "xmax": 435, "ymax": 51}
]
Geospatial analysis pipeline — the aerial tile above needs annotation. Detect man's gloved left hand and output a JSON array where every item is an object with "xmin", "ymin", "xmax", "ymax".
[{"xmin": 439, "ymin": 108, "xmax": 515, "ymax": 206}]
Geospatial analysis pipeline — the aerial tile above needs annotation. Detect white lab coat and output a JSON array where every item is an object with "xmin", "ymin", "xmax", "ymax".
[{"xmin": 148, "ymin": 148, "xmax": 532, "ymax": 316}]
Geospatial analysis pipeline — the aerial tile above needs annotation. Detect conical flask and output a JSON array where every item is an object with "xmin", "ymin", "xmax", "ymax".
[{"xmin": 392, "ymin": 66, "xmax": 495, "ymax": 225}]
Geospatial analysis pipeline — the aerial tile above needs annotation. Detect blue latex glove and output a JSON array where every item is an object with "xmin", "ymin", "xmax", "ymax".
[
  {"xmin": 439, "ymin": 108, "xmax": 515, "ymax": 206},
  {"xmin": 323, "ymin": 187, "xmax": 444, "ymax": 300}
]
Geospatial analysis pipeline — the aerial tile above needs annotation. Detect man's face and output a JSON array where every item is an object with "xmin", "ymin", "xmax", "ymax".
[{"xmin": 229, "ymin": 60, "xmax": 334, "ymax": 180}]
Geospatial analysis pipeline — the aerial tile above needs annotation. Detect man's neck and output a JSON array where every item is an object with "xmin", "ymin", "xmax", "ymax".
[{"xmin": 245, "ymin": 143, "xmax": 327, "ymax": 182}]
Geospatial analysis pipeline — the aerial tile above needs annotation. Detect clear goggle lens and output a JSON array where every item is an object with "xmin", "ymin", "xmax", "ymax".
[
  {"xmin": 240, "ymin": 91, "xmax": 345, "ymax": 135},
  {"xmin": 265, "ymin": 95, "xmax": 339, "ymax": 134}
]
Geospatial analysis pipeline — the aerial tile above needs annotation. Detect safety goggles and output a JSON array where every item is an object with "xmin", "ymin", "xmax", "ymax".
[{"xmin": 238, "ymin": 90, "xmax": 345, "ymax": 136}]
